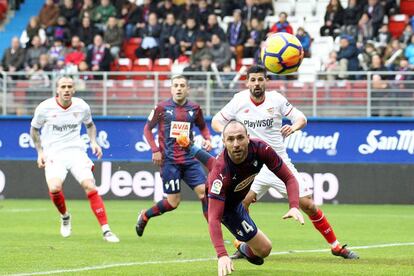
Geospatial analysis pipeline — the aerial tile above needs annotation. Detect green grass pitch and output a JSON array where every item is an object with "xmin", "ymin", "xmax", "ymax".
[{"xmin": 0, "ymin": 200, "xmax": 413, "ymax": 275}]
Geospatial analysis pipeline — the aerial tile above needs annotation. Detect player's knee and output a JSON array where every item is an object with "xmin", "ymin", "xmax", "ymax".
[
  {"xmin": 257, "ymin": 242, "xmax": 272, "ymax": 258},
  {"xmin": 48, "ymin": 186, "xmax": 62, "ymax": 193},
  {"xmin": 81, "ymin": 179, "xmax": 96, "ymax": 193},
  {"xmin": 167, "ymin": 195, "xmax": 181, "ymax": 208}
]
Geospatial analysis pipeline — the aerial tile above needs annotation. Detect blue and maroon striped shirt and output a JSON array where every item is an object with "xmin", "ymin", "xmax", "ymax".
[{"xmin": 144, "ymin": 98, "xmax": 211, "ymax": 164}]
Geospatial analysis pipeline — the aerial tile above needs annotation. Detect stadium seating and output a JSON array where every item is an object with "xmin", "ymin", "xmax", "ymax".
[
  {"xmin": 400, "ymin": 0, "xmax": 414, "ymax": 16},
  {"xmin": 388, "ymin": 14, "xmax": 410, "ymax": 38},
  {"xmin": 122, "ymin": 38, "xmax": 141, "ymax": 60},
  {"xmin": 131, "ymin": 58, "xmax": 153, "ymax": 80},
  {"xmin": 112, "ymin": 58, "xmax": 132, "ymax": 80},
  {"xmin": 294, "ymin": 0, "xmax": 316, "ymax": 18},
  {"xmin": 152, "ymin": 58, "xmax": 173, "ymax": 80}
]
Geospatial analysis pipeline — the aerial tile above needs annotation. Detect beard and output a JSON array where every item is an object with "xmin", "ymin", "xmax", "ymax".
[{"xmin": 250, "ymin": 87, "xmax": 265, "ymax": 99}]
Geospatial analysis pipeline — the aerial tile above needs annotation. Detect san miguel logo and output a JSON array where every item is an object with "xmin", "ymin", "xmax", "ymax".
[{"xmin": 170, "ymin": 121, "xmax": 190, "ymax": 138}]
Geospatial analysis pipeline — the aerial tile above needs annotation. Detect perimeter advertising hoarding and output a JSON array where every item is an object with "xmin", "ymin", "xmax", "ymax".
[
  {"xmin": 0, "ymin": 161, "xmax": 412, "ymax": 204},
  {"xmin": 0, "ymin": 117, "xmax": 413, "ymax": 164}
]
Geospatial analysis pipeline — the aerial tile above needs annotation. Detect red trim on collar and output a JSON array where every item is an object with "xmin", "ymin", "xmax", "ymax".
[
  {"xmin": 250, "ymin": 96, "xmax": 265, "ymax": 106},
  {"xmin": 55, "ymin": 97, "xmax": 72, "ymax": 110}
]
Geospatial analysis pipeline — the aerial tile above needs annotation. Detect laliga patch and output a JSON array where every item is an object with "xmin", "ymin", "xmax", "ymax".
[
  {"xmin": 170, "ymin": 121, "xmax": 190, "ymax": 138},
  {"xmin": 211, "ymin": 179, "xmax": 223, "ymax": 195}
]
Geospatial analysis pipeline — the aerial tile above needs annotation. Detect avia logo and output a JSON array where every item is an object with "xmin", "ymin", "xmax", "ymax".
[
  {"xmin": 358, "ymin": 129, "xmax": 414, "ymax": 154},
  {"xmin": 284, "ymin": 130, "xmax": 339, "ymax": 154},
  {"xmin": 170, "ymin": 121, "xmax": 190, "ymax": 138}
]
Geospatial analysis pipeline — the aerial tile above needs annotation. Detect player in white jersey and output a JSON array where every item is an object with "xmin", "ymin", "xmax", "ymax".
[
  {"xmin": 212, "ymin": 65, "xmax": 358, "ymax": 259},
  {"xmin": 30, "ymin": 76, "xmax": 119, "ymax": 243}
]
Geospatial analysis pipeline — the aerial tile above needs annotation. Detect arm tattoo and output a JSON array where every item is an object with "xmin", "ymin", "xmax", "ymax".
[{"xmin": 30, "ymin": 127, "xmax": 42, "ymax": 152}]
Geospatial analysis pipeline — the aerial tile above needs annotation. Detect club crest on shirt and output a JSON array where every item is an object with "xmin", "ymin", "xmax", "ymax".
[
  {"xmin": 211, "ymin": 179, "xmax": 223, "ymax": 194},
  {"xmin": 188, "ymin": 110, "xmax": 194, "ymax": 117},
  {"xmin": 234, "ymin": 174, "xmax": 258, "ymax": 192},
  {"xmin": 73, "ymin": 112, "xmax": 81, "ymax": 118},
  {"xmin": 266, "ymin": 107, "xmax": 274, "ymax": 115}
]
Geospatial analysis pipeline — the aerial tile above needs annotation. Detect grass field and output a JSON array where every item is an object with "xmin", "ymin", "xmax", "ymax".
[{"xmin": 0, "ymin": 200, "xmax": 413, "ymax": 276}]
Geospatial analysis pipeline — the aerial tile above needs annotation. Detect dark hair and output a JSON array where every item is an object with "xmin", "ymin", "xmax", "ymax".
[
  {"xmin": 223, "ymin": 119, "xmax": 248, "ymax": 137},
  {"xmin": 246, "ymin": 65, "xmax": 267, "ymax": 79}
]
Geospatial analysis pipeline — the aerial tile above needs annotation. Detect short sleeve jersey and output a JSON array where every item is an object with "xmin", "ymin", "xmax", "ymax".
[
  {"xmin": 31, "ymin": 97, "xmax": 92, "ymax": 156},
  {"xmin": 217, "ymin": 89, "xmax": 295, "ymax": 154}
]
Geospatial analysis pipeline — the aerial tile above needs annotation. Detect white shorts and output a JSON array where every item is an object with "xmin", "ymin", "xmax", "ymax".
[
  {"xmin": 251, "ymin": 157, "xmax": 312, "ymax": 200},
  {"xmin": 44, "ymin": 150, "xmax": 95, "ymax": 184}
]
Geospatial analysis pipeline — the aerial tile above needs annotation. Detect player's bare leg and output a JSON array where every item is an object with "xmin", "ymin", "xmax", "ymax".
[
  {"xmin": 234, "ymin": 229, "xmax": 271, "ymax": 265},
  {"xmin": 81, "ymin": 179, "xmax": 119, "ymax": 243},
  {"xmin": 136, "ymin": 193, "xmax": 179, "ymax": 237},
  {"xmin": 194, "ymin": 184, "xmax": 208, "ymax": 221},
  {"xmin": 47, "ymin": 178, "xmax": 71, "ymax": 238},
  {"xmin": 300, "ymin": 195, "xmax": 358, "ymax": 259}
]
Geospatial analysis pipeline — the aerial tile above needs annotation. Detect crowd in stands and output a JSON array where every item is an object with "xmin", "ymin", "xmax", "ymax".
[{"xmin": 0, "ymin": 0, "xmax": 414, "ymax": 86}]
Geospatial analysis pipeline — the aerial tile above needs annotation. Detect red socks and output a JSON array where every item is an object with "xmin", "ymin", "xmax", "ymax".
[
  {"xmin": 49, "ymin": 191, "xmax": 67, "ymax": 215},
  {"xmin": 87, "ymin": 190, "xmax": 108, "ymax": 226},
  {"xmin": 309, "ymin": 209, "xmax": 337, "ymax": 244}
]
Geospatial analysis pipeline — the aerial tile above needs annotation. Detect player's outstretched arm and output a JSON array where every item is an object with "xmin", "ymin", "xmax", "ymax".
[
  {"xmin": 281, "ymin": 109, "xmax": 307, "ymax": 138},
  {"xmin": 86, "ymin": 122, "xmax": 102, "ymax": 159},
  {"xmin": 211, "ymin": 113, "xmax": 225, "ymax": 133},
  {"xmin": 30, "ymin": 126, "xmax": 45, "ymax": 168}
]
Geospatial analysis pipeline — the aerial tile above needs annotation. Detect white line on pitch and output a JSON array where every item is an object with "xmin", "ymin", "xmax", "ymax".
[{"xmin": 5, "ymin": 242, "xmax": 414, "ymax": 276}]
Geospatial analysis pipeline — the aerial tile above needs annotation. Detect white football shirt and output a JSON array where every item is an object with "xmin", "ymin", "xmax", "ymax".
[
  {"xmin": 31, "ymin": 97, "xmax": 92, "ymax": 156},
  {"xmin": 216, "ymin": 89, "xmax": 298, "ymax": 156}
]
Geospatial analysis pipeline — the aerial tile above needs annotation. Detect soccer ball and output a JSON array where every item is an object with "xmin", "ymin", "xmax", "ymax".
[{"xmin": 260, "ymin": 32, "xmax": 304, "ymax": 75}]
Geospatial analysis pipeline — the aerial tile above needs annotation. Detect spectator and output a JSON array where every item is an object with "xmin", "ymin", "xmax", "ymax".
[
  {"xmin": 159, "ymin": 13, "xmax": 181, "ymax": 60},
  {"xmin": 209, "ymin": 34, "xmax": 232, "ymax": 70},
  {"xmin": 399, "ymin": 25, "xmax": 413, "ymax": 46},
  {"xmin": 177, "ymin": 0, "xmax": 198, "ymax": 25},
  {"xmin": 59, "ymin": 0, "xmax": 79, "ymax": 31},
  {"xmin": 48, "ymin": 39, "xmax": 67, "ymax": 66},
  {"xmin": 243, "ymin": 18, "xmax": 265, "ymax": 58},
  {"xmin": 227, "ymin": 9, "xmax": 248, "ymax": 61},
  {"xmin": 0, "ymin": 37, "xmax": 25, "ymax": 74},
  {"xmin": 336, "ymin": 35, "xmax": 360, "ymax": 79},
  {"xmin": 157, "ymin": 0, "xmax": 180, "ymax": 20},
  {"xmin": 28, "ymin": 53, "xmax": 52, "ymax": 88},
  {"xmin": 196, "ymin": 0, "xmax": 213, "ymax": 29},
  {"xmin": 24, "ymin": 36, "xmax": 48, "ymax": 71},
  {"xmin": 86, "ymin": 34, "xmax": 113, "ymax": 72},
  {"xmin": 204, "ymin": 14, "xmax": 226, "ymax": 44},
  {"xmin": 135, "ymin": 12, "xmax": 162, "ymax": 60},
  {"xmin": 296, "ymin": 27, "xmax": 311, "ymax": 58},
  {"xmin": 77, "ymin": 16, "xmax": 100, "ymax": 47},
  {"xmin": 383, "ymin": 38, "xmax": 404, "ymax": 70},
  {"xmin": 358, "ymin": 0, "xmax": 385, "ymax": 40},
  {"xmin": 320, "ymin": 0, "xmax": 344, "ymax": 37},
  {"xmin": 242, "ymin": 0, "xmax": 266, "ymax": 25},
  {"xmin": 322, "ymin": 50, "xmax": 340, "ymax": 81},
  {"xmin": 124, "ymin": 0, "xmax": 157, "ymax": 38},
  {"xmin": 369, "ymin": 54, "xmax": 389, "ymax": 79},
  {"xmin": 78, "ymin": 0, "xmax": 95, "ymax": 21},
  {"xmin": 374, "ymin": 24, "xmax": 391, "ymax": 49},
  {"xmin": 178, "ymin": 17, "xmax": 200, "ymax": 53},
  {"xmin": 49, "ymin": 16, "xmax": 71, "ymax": 44},
  {"xmin": 104, "ymin": 16, "xmax": 123, "ymax": 58},
  {"xmin": 65, "ymin": 36, "xmax": 86, "ymax": 67},
  {"xmin": 20, "ymin": 16, "xmax": 47, "ymax": 48},
  {"xmin": 92, "ymin": 0, "xmax": 117, "ymax": 31},
  {"xmin": 359, "ymin": 42, "xmax": 379, "ymax": 70},
  {"xmin": 190, "ymin": 36, "xmax": 212, "ymax": 68},
  {"xmin": 38, "ymin": 0, "xmax": 60, "ymax": 30},
  {"xmin": 380, "ymin": 0, "xmax": 398, "ymax": 17},
  {"xmin": 341, "ymin": 0, "xmax": 362, "ymax": 38},
  {"xmin": 404, "ymin": 34, "xmax": 414, "ymax": 66},
  {"xmin": 269, "ymin": 12, "xmax": 293, "ymax": 34}
]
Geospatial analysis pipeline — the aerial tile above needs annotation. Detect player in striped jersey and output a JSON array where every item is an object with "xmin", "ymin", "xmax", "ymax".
[{"xmin": 135, "ymin": 75, "xmax": 212, "ymax": 237}]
